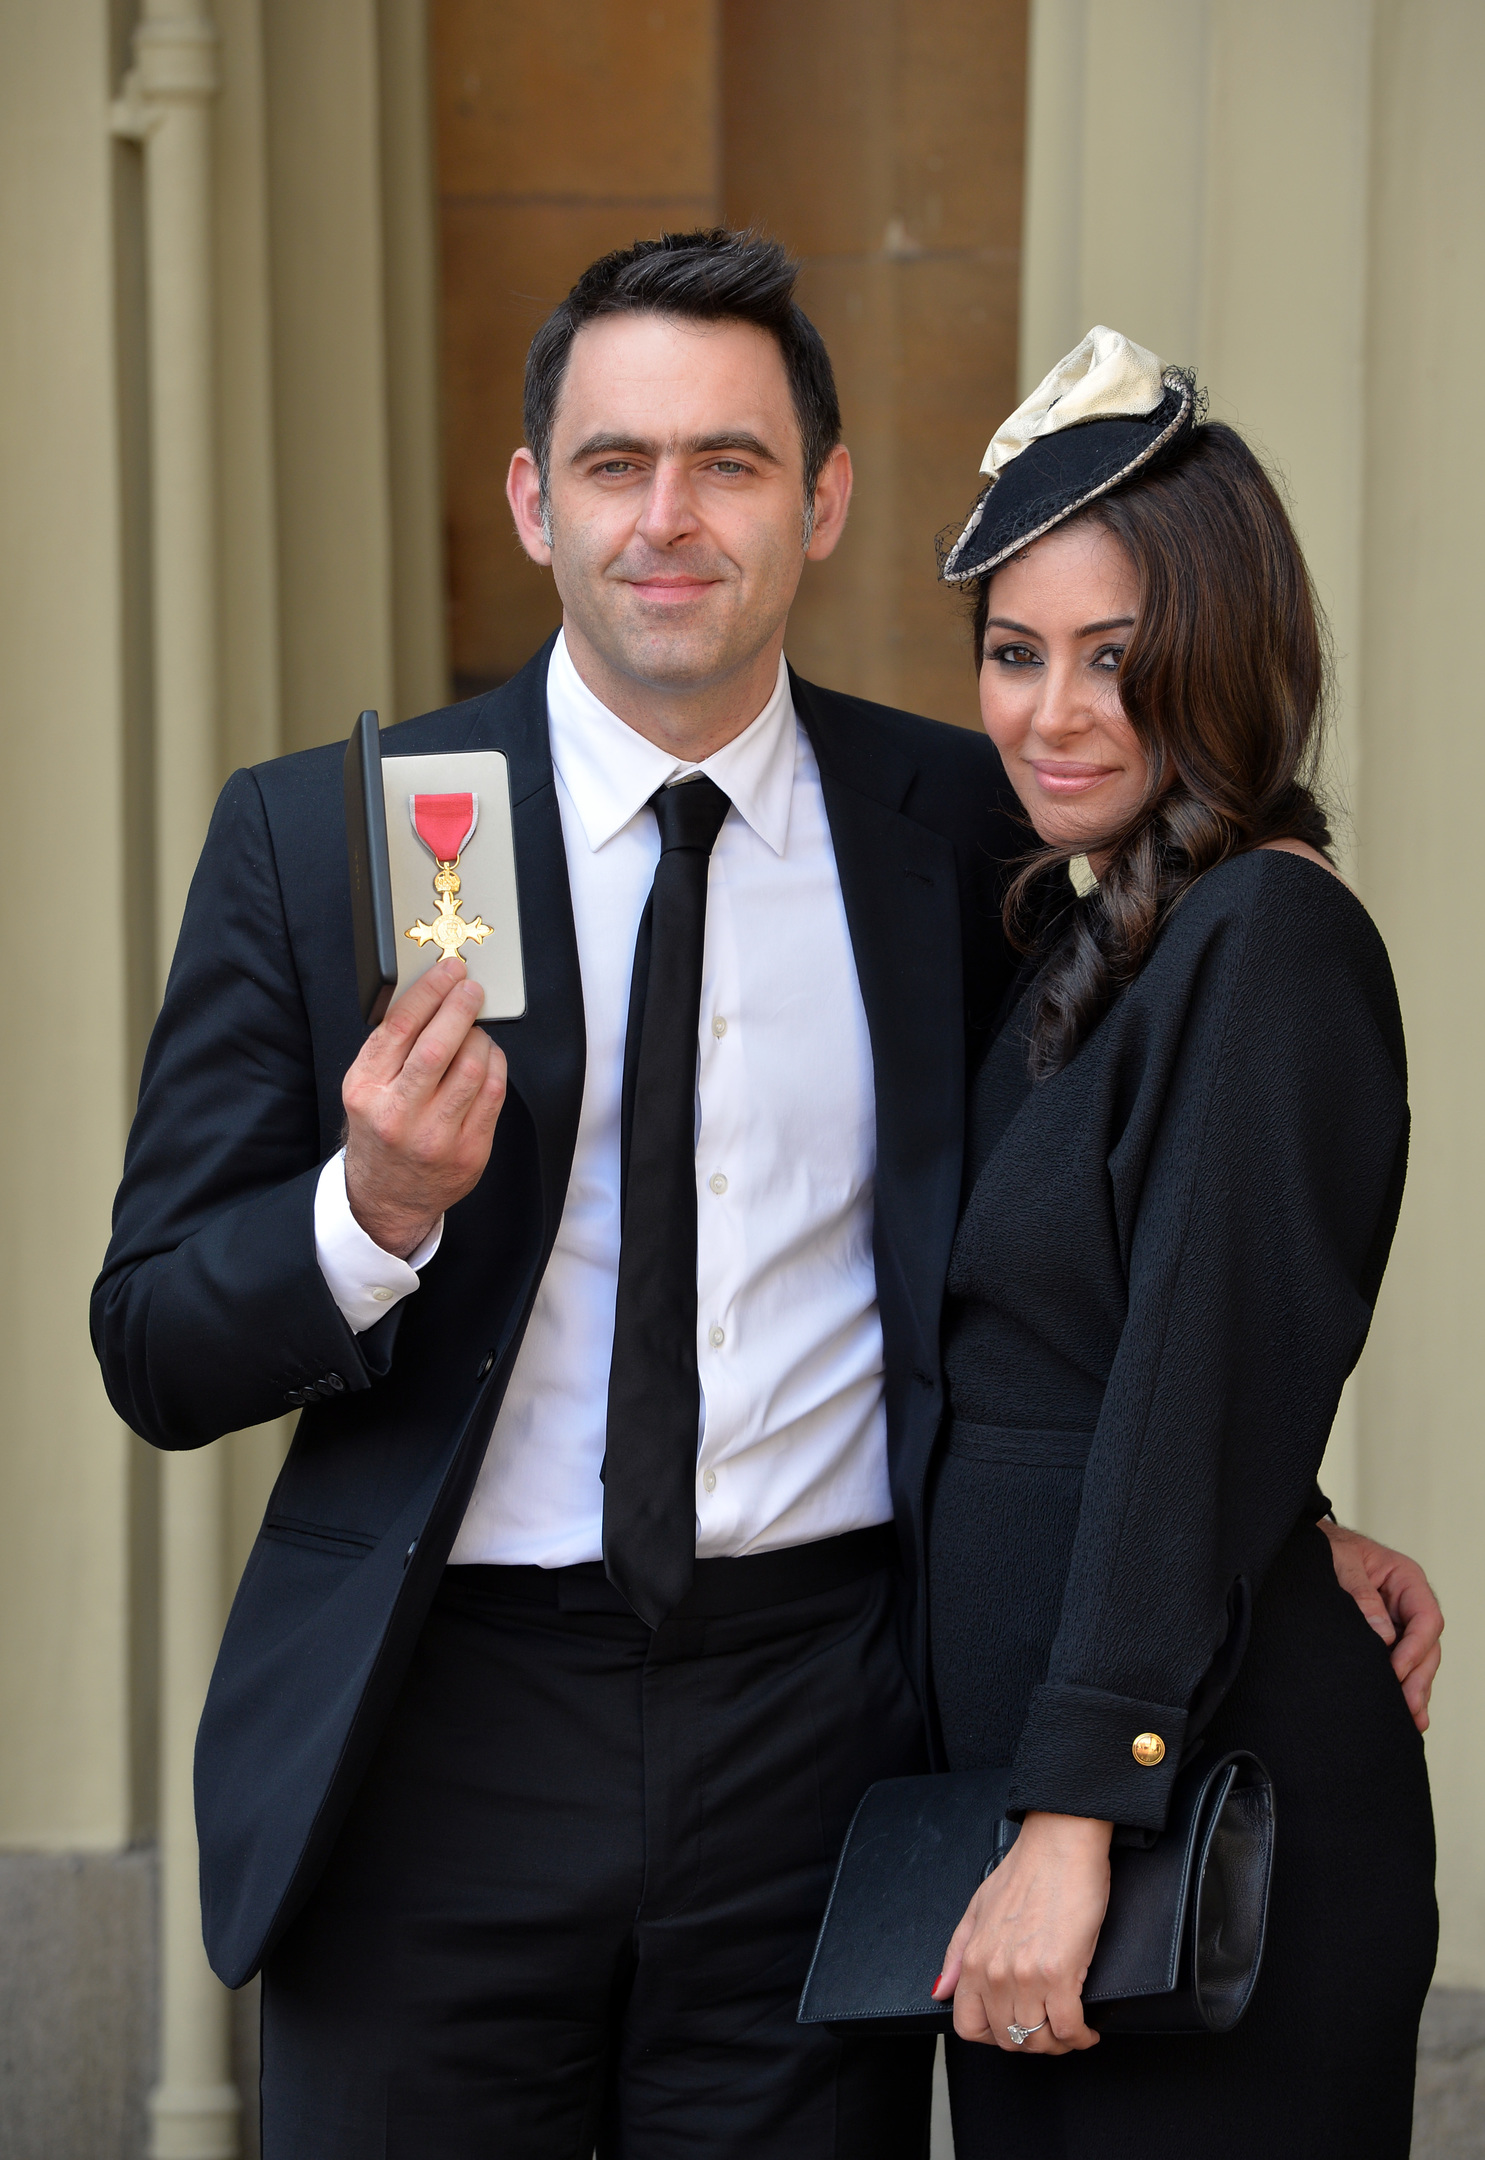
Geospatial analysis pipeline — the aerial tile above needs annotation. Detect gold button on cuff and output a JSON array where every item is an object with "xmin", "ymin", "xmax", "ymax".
[{"xmin": 1132, "ymin": 1732, "xmax": 1166, "ymax": 1767}]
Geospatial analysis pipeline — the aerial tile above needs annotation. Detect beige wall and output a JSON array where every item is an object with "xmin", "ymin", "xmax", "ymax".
[
  {"xmin": 0, "ymin": 7, "xmax": 447, "ymax": 2139},
  {"xmin": 1354, "ymin": 0, "xmax": 1485, "ymax": 1993},
  {"xmin": 432, "ymin": 0, "xmax": 1026, "ymax": 730},
  {"xmin": 723, "ymin": 0, "xmax": 1027, "ymax": 731},
  {"xmin": 0, "ymin": 0, "xmax": 138, "ymax": 1851},
  {"xmin": 2, "ymin": 4, "xmax": 1481, "ymax": 2133},
  {"xmin": 1025, "ymin": 0, "xmax": 1485, "ymax": 1985},
  {"xmin": 434, "ymin": 0, "xmax": 722, "ymax": 693}
]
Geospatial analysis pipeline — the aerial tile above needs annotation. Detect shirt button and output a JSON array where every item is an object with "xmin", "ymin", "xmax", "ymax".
[
  {"xmin": 709, "ymin": 1325, "xmax": 725, "ymax": 1347},
  {"xmin": 712, "ymin": 1016, "xmax": 728, "ymax": 1038},
  {"xmin": 703, "ymin": 1468, "xmax": 717, "ymax": 1492},
  {"xmin": 369, "ymin": 1286, "xmax": 395, "ymax": 1303},
  {"xmin": 709, "ymin": 1172, "xmax": 728, "ymax": 1195}
]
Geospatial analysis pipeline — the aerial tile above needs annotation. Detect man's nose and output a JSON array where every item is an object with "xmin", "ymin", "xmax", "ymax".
[{"xmin": 635, "ymin": 460, "xmax": 701, "ymax": 547}]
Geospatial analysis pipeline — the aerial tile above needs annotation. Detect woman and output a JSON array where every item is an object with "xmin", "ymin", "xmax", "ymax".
[{"xmin": 923, "ymin": 331, "xmax": 1438, "ymax": 2156}]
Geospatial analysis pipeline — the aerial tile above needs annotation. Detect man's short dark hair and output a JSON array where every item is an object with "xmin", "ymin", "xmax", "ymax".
[{"xmin": 523, "ymin": 229, "xmax": 842, "ymax": 523}]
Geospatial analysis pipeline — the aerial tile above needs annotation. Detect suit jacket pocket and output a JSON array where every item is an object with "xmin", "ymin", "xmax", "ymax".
[
  {"xmin": 944, "ymin": 1419, "xmax": 1095, "ymax": 1468},
  {"xmin": 259, "ymin": 1513, "xmax": 377, "ymax": 1557}
]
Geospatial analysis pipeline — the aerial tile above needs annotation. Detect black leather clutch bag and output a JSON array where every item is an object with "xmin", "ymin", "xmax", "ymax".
[{"xmin": 798, "ymin": 1749, "xmax": 1273, "ymax": 2036}]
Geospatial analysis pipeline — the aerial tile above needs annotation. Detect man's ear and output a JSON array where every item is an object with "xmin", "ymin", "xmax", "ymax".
[
  {"xmin": 805, "ymin": 443, "xmax": 853, "ymax": 563},
  {"xmin": 507, "ymin": 447, "xmax": 554, "ymax": 566}
]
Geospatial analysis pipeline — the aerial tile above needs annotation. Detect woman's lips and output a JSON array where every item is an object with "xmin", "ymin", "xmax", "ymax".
[{"xmin": 1028, "ymin": 761, "xmax": 1117, "ymax": 797}]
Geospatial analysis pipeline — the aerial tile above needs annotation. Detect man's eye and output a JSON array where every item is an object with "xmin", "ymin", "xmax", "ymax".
[
  {"xmin": 595, "ymin": 461, "xmax": 636, "ymax": 477},
  {"xmin": 710, "ymin": 460, "xmax": 747, "ymax": 476},
  {"xmin": 991, "ymin": 643, "xmax": 1040, "ymax": 667}
]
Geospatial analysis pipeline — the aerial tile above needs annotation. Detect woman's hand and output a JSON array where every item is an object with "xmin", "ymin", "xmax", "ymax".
[{"xmin": 931, "ymin": 1811, "xmax": 1112, "ymax": 2054}]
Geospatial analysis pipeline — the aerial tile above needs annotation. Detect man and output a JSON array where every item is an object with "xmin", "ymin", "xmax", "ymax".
[{"xmin": 93, "ymin": 230, "xmax": 1440, "ymax": 2156}]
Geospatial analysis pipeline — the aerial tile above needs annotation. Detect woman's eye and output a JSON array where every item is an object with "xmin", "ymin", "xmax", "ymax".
[
  {"xmin": 991, "ymin": 642, "xmax": 1041, "ymax": 668},
  {"xmin": 1091, "ymin": 644, "xmax": 1125, "ymax": 671}
]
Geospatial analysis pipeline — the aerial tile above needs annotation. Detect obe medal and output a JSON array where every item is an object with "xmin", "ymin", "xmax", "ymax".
[{"xmin": 404, "ymin": 791, "xmax": 494, "ymax": 960}]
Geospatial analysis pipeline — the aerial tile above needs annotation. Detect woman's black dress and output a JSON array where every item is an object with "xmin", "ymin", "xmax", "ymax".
[{"xmin": 927, "ymin": 852, "xmax": 1436, "ymax": 2160}]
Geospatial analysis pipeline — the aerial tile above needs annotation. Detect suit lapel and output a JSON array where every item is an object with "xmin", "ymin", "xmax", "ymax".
[{"xmin": 792, "ymin": 673, "xmax": 966, "ymax": 1395}]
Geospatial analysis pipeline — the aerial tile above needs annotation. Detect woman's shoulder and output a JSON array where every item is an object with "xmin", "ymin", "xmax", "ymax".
[
  {"xmin": 1159, "ymin": 842, "xmax": 1380, "ymax": 959},
  {"xmin": 1132, "ymin": 845, "xmax": 1404, "ymax": 1076}
]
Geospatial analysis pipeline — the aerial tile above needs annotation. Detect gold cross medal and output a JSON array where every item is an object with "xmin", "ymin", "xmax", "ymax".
[{"xmin": 405, "ymin": 792, "xmax": 493, "ymax": 960}]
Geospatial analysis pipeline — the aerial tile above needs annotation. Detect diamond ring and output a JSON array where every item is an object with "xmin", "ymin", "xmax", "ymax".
[{"xmin": 1006, "ymin": 2019, "xmax": 1047, "ymax": 2046}]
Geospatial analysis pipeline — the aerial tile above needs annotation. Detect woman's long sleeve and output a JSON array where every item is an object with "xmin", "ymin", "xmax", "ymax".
[{"xmin": 1007, "ymin": 871, "xmax": 1408, "ymax": 1830}]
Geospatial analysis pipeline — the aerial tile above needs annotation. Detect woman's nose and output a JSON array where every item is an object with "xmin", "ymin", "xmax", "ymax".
[{"xmin": 1035, "ymin": 660, "xmax": 1096, "ymax": 742}]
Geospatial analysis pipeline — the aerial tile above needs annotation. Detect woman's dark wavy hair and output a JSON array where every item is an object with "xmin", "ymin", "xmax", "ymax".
[{"xmin": 972, "ymin": 420, "xmax": 1332, "ymax": 1079}]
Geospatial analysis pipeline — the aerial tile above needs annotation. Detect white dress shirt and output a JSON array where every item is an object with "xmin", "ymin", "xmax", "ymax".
[{"xmin": 315, "ymin": 631, "xmax": 890, "ymax": 1565}]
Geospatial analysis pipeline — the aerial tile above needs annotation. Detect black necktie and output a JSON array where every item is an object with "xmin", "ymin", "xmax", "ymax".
[{"xmin": 603, "ymin": 774, "xmax": 732, "ymax": 1626}]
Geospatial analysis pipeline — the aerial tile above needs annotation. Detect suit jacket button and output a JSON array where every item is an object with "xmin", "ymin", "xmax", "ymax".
[
  {"xmin": 322, "ymin": 1373, "xmax": 345, "ymax": 1393},
  {"xmin": 1132, "ymin": 1733, "xmax": 1166, "ymax": 1767},
  {"xmin": 285, "ymin": 1388, "xmax": 306, "ymax": 1406}
]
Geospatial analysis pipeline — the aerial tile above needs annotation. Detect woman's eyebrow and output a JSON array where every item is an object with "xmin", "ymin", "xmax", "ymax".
[
  {"xmin": 1076, "ymin": 615, "xmax": 1136, "ymax": 636},
  {"xmin": 985, "ymin": 616, "xmax": 1037, "ymax": 635}
]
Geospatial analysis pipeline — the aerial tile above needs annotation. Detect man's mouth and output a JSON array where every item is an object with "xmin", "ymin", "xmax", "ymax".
[{"xmin": 625, "ymin": 576, "xmax": 719, "ymax": 604}]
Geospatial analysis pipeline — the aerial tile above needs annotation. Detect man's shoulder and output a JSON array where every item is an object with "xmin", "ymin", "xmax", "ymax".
[
  {"xmin": 248, "ymin": 647, "xmax": 555, "ymax": 825},
  {"xmin": 792, "ymin": 672, "xmax": 994, "ymax": 775},
  {"xmin": 789, "ymin": 670, "xmax": 1017, "ymax": 853},
  {"xmin": 249, "ymin": 695, "xmax": 482, "ymax": 802}
]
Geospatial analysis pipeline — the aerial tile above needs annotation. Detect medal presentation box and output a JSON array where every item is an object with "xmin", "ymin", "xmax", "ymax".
[{"xmin": 344, "ymin": 710, "xmax": 527, "ymax": 1026}]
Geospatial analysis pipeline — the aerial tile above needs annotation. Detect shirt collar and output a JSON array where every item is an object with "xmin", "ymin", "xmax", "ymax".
[{"xmin": 546, "ymin": 629, "xmax": 796, "ymax": 858}]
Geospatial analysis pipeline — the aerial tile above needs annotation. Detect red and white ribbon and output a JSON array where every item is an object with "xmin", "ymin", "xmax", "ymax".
[{"xmin": 409, "ymin": 791, "xmax": 478, "ymax": 864}]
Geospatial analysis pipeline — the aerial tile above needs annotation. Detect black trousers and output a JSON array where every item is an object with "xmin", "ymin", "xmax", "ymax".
[
  {"xmin": 944, "ymin": 1522, "xmax": 1438, "ymax": 2160},
  {"xmin": 260, "ymin": 1539, "xmax": 934, "ymax": 2157}
]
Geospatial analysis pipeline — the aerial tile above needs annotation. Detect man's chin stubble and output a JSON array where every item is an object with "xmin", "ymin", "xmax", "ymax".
[{"xmin": 573, "ymin": 601, "xmax": 779, "ymax": 695}]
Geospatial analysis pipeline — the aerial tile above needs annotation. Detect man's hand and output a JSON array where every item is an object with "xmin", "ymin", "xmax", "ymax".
[
  {"xmin": 931, "ymin": 1812, "xmax": 1110, "ymax": 2054},
  {"xmin": 1320, "ymin": 1519, "xmax": 1443, "ymax": 1732},
  {"xmin": 342, "ymin": 958, "xmax": 507, "ymax": 1259}
]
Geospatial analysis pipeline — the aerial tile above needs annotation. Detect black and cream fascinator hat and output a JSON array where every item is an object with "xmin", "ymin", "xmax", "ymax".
[{"xmin": 939, "ymin": 326, "xmax": 1196, "ymax": 584}]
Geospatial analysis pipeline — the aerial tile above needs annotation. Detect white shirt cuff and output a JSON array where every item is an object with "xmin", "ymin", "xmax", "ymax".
[{"xmin": 313, "ymin": 1149, "xmax": 444, "ymax": 1335}]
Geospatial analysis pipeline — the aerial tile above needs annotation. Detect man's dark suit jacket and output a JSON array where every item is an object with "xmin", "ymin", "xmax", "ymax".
[{"xmin": 92, "ymin": 636, "xmax": 1020, "ymax": 1989}]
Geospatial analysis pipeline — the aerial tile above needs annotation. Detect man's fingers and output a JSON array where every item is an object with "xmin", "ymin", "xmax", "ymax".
[
  {"xmin": 1352, "ymin": 1581, "xmax": 1399, "ymax": 1645},
  {"xmin": 427, "ymin": 1030, "xmax": 492, "ymax": 1128},
  {"xmin": 359, "ymin": 959, "xmax": 466, "ymax": 1082},
  {"xmin": 1392, "ymin": 1606, "xmax": 1441, "ymax": 1680},
  {"xmin": 390, "ymin": 978, "xmax": 488, "ymax": 1111},
  {"xmin": 430, "ymin": 1035, "xmax": 507, "ymax": 1148},
  {"xmin": 1399, "ymin": 1641, "xmax": 1442, "ymax": 1731}
]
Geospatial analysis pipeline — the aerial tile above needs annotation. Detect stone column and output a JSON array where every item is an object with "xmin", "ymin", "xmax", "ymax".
[{"xmin": 114, "ymin": 9, "xmax": 241, "ymax": 2153}]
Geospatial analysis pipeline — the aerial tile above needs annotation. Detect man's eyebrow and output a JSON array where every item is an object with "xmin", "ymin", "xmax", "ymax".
[{"xmin": 569, "ymin": 431, "xmax": 783, "ymax": 465}]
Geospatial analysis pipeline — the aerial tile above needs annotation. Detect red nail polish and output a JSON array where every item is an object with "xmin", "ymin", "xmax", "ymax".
[{"xmin": 931, "ymin": 1973, "xmax": 943, "ymax": 1995}]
